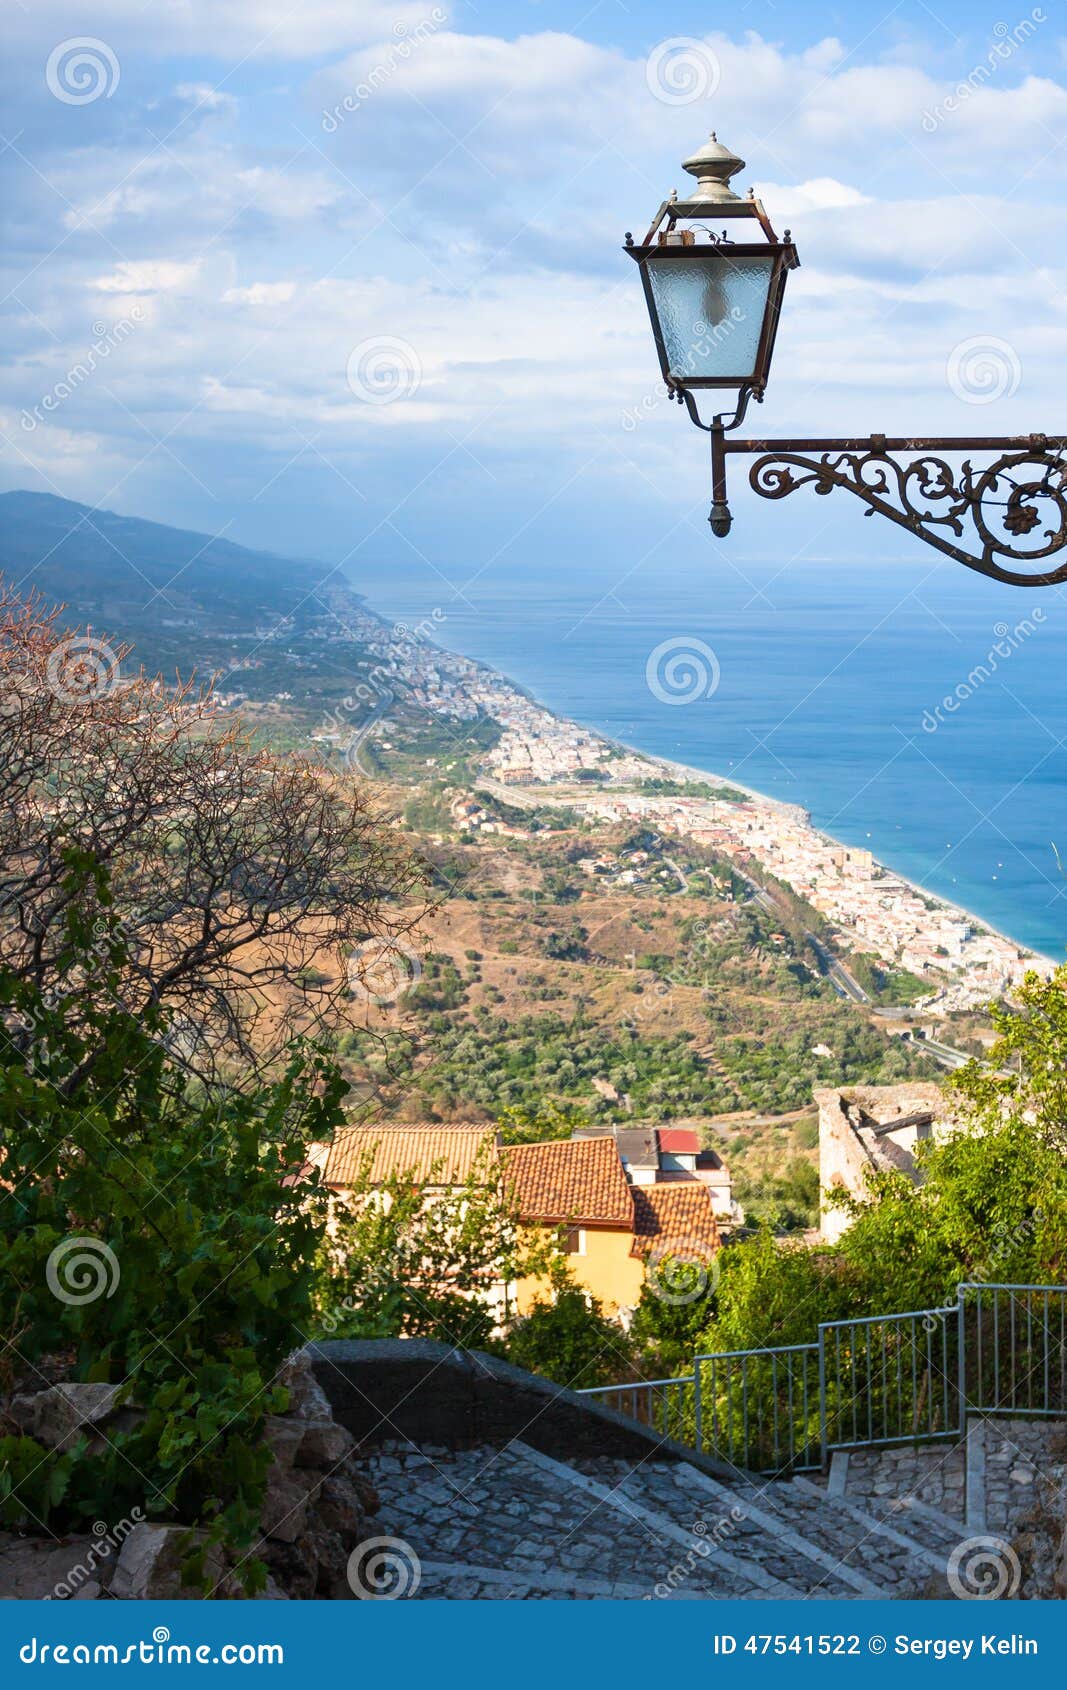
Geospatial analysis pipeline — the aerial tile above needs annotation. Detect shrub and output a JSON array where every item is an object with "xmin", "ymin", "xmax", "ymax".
[
  {"xmin": 505, "ymin": 1279, "xmax": 633, "ymax": 1390},
  {"xmin": 696, "ymin": 964, "xmax": 1067, "ymax": 1353},
  {"xmin": 0, "ymin": 894, "xmax": 341, "ymax": 1580},
  {"xmin": 314, "ymin": 1146, "xmax": 552, "ymax": 1348}
]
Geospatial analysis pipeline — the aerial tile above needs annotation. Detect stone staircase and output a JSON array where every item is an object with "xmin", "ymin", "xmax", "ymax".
[{"xmin": 363, "ymin": 1440, "xmax": 961, "ymax": 1601}]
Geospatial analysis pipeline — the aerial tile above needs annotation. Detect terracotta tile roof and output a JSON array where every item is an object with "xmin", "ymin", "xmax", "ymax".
[
  {"xmin": 630, "ymin": 1182, "xmax": 720, "ymax": 1261},
  {"xmin": 324, "ymin": 1124, "xmax": 497, "ymax": 1189},
  {"xmin": 658, "ymin": 1128, "xmax": 700, "ymax": 1154},
  {"xmin": 501, "ymin": 1137, "xmax": 634, "ymax": 1228}
]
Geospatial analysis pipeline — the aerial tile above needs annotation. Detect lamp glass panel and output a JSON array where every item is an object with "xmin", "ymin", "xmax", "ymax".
[{"xmin": 645, "ymin": 251, "xmax": 775, "ymax": 380}]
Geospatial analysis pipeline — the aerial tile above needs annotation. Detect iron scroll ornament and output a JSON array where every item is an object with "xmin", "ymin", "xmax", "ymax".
[{"xmin": 734, "ymin": 437, "xmax": 1067, "ymax": 587}]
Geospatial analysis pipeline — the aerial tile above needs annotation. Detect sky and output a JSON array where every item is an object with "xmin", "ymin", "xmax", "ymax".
[{"xmin": 2, "ymin": 0, "xmax": 1066, "ymax": 584}]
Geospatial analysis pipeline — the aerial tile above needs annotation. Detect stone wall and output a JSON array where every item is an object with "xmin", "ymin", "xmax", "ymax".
[
  {"xmin": 309, "ymin": 1338, "xmax": 733, "ymax": 1476},
  {"xmin": 836, "ymin": 1416, "xmax": 1067, "ymax": 1535},
  {"xmin": 815, "ymin": 1081, "xmax": 947, "ymax": 1242}
]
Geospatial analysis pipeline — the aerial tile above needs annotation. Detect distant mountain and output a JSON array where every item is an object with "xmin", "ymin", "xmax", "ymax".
[
  {"xmin": 0, "ymin": 491, "xmax": 373, "ymax": 705},
  {"xmin": 0, "ymin": 490, "xmax": 353, "ymax": 627}
]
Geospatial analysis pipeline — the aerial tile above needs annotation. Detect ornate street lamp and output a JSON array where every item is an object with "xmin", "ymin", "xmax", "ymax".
[{"xmin": 628, "ymin": 132, "xmax": 1067, "ymax": 586}]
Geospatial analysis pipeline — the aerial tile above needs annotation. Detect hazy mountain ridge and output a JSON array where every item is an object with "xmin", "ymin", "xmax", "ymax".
[
  {"xmin": 0, "ymin": 490, "xmax": 372, "ymax": 635},
  {"xmin": 0, "ymin": 491, "xmax": 377, "ymax": 710}
]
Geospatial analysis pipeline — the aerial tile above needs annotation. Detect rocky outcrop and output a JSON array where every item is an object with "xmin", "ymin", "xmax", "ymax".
[
  {"xmin": 1010, "ymin": 1428, "xmax": 1067, "ymax": 1600},
  {"xmin": 8, "ymin": 1382, "xmax": 134, "ymax": 1452},
  {"xmin": 0, "ymin": 1351, "xmax": 380, "ymax": 1600},
  {"xmin": 0, "ymin": 1535, "xmax": 119, "ymax": 1601},
  {"xmin": 247, "ymin": 1355, "xmax": 379, "ymax": 1599},
  {"xmin": 109, "ymin": 1526, "xmax": 238, "ymax": 1601}
]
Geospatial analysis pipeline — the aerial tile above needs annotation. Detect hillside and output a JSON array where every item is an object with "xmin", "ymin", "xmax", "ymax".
[
  {"xmin": 327, "ymin": 795, "xmax": 943, "ymax": 1224},
  {"xmin": 0, "ymin": 491, "xmax": 429, "ymax": 745},
  {"xmin": 1, "ymin": 492, "xmax": 949, "ymax": 1227}
]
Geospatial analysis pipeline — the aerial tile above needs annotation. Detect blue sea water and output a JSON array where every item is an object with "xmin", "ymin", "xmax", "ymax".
[{"xmin": 348, "ymin": 553, "xmax": 1067, "ymax": 962}]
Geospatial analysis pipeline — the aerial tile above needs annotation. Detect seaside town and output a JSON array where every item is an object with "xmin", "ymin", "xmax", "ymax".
[{"xmin": 310, "ymin": 613, "xmax": 1052, "ymax": 1014}]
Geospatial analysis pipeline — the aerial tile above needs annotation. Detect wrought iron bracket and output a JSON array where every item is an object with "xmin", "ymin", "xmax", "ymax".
[{"xmin": 696, "ymin": 423, "xmax": 1067, "ymax": 586}]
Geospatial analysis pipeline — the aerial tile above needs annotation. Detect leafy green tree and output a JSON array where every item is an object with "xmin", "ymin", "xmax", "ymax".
[
  {"xmin": 628, "ymin": 1267, "xmax": 719, "ymax": 1377},
  {"xmin": 314, "ymin": 1146, "xmax": 553, "ymax": 1349},
  {"xmin": 496, "ymin": 1099, "xmax": 586, "ymax": 1145},
  {"xmin": 0, "ymin": 890, "xmax": 340, "ymax": 1582},
  {"xmin": 505, "ymin": 1276, "xmax": 634, "ymax": 1389}
]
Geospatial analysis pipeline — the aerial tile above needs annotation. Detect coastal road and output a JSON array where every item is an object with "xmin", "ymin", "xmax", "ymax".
[
  {"xmin": 913, "ymin": 1035, "xmax": 974, "ymax": 1071},
  {"xmin": 662, "ymin": 855, "xmax": 689, "ymax": 892},
  {"xmin": 345, "ymin": 687, "xmax": 395, "ymax": 778},
  {"xmin": 803, "ymin": 928, "xmax": 871, "ymax": 1005}
]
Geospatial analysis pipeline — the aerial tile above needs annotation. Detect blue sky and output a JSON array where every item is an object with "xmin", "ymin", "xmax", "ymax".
[{"xmin": 2, "ymin": 0, "xmax": 1065, "ymax": 585}]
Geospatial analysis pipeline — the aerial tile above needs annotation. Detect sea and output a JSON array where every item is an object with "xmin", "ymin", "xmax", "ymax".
[{"xmin": 348, "ymin": 553, "xmax": 1067, "ymax": 963}]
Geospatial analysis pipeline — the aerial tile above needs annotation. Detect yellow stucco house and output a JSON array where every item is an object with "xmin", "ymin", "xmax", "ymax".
[
  {"xmin": 501, "ymin": 1136, "xmax": 645, "ymax": 1314},
  {"xmin": 320, "ymin": 1123, "xmax": 721, "ymax": 1320}
]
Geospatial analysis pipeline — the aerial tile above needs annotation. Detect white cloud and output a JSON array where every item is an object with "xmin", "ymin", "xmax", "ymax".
[
  {"xmin": 171, "ymin": 83, "xmax": 239, "ymax": 115},
  {"xmin": 222, "ymin": 282, "xmax": 298, "ymax": 305},
  {"xmin": 758, "ymin": 179, "xmax": 871, "ymax": 215},
  {"xmin": 91, "ymin": 260, "xmax": 202, "ymax": 293},
  {"xmin": 15, "ymin": 1, "xmax": 445, "ymax": 60},
  {"xmin": 3, "ymin": 15, "xmax": 1065, "ymax": 541}
]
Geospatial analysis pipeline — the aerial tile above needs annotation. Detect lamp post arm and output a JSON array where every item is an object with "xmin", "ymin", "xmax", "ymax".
[{"xmin": 703, "ymin": 432, "xmax": 1067, "ymax": 587}]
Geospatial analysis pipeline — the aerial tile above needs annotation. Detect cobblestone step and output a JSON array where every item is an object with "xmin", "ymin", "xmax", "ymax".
[
  {"xmin": 727, "ymin": 1472, "xmax": 937, "ymax": 1596},
  {"xmin": 362, "ymin": 1442, "xmax": 953, "ymax": 1600},
  {"xmin": 364, "ymin": 1443, "xmax": 763, "ymax": 1599},
  {"xmin": 789, "ymin": 1479, "xmax": 948, "ymax": 1579},
  {"xmin": 806, "ymin": 1465, "xmax": 968, "ymax": 1556},
  {"xmin": 575, "ymin": 1458, "xmax": 886, "ymax": 1599},
  {"xmin": 513, "ymin": 1443, "xmax": 797, "ymax": 1600},
  {"xmin": 856, "ymin": 1493, "xmax": 967, "ymax": 1557}
]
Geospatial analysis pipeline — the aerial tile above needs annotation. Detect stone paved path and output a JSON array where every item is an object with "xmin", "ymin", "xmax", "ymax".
[{"xmin": 362, "ymin": 1441, "xmax": 948, "ymax": 1601}]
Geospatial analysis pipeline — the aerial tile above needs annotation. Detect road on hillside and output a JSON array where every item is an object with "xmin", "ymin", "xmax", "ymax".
[{"xmin": 803, "ymin": 928, "xmax": 871, "ymax": 1005}]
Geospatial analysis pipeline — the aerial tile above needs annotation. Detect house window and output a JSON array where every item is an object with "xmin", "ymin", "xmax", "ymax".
[{"xmin": 563, "ymin": 1227, "xmax": 586, "ymax": 1256}]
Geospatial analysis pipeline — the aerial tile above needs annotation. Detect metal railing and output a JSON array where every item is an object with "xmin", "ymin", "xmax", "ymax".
[
  {"xmin": 820, "ymin": 1303, "xmax": 961, "ymax": 1460},
  {"xmin": 585, "ymin": 1375, "xmax": 697, "ymax": 1446},
  {"xmin": 695, "ymin": 1343, "xmax": 821, "ymax": 1472},
  {"xmin": 580, "ymin": 1282, "xmax": 1066, "ymax": 1475},
  {"xmin": 963, "ymin": 1282, "xmax": 1067, "ymax": 1418}
]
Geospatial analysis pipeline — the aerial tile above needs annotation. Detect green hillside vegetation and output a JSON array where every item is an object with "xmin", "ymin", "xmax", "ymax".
[{"xmin": 335, "ymin": 810, "xmax": 942, "ymax": 1136}]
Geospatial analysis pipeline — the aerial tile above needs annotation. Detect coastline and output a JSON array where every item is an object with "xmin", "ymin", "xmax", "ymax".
[
  {"xmin": 644, "ymin": 747, "xmax": 1058, "ymax": 970},
  {"xmin": 429, "ymin": 632, "xmax": 1052, "ymax": 968},
  {"xmin": 357, "ymin": 598, "xmax": 1058, "ymax": 987}
]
